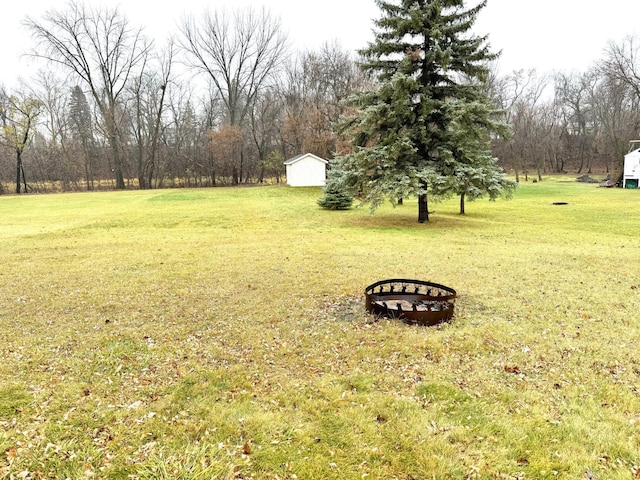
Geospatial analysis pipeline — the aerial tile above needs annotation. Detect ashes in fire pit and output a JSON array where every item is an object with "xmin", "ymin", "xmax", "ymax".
[{"xmin": 365, "ymin": 279, "xmax": 457, "ymax": 326}]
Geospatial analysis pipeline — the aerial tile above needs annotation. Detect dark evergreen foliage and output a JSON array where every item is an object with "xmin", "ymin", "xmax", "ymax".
[
  {"xmin": 317, "ymin": 169, "xmax": 354, "ymax": 210},
  {"xmin": 336, "ymin": 0, "xmax": 515, "ymax": 221},
  {"xmin": 69, "ymin": 86, "xmax": 93, "ymax": 141}
]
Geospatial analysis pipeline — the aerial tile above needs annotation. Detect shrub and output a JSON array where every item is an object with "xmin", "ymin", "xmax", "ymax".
[{"xmin": 317, "ymin": 174, "xmax": 353, "ymax": 210}]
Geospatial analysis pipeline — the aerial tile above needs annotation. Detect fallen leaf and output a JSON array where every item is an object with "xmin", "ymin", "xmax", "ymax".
[
  {"xmin": 375, "ymin": 414, "xmax": 388, "ymax": 423},
  {"xmin": 5, "ymin": 445, "xmax": 18, "ymax": 459}
]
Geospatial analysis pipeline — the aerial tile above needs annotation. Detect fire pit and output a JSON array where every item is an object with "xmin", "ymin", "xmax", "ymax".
[{"xmin": 365, "ymin": 279, "xmax": 457, "ymax": 326}]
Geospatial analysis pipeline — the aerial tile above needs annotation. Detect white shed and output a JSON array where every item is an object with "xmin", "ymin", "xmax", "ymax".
[
  {"xmin": 624, "ymin": 148, "xmax": 640, "ymax": 189},
  {"xmin": 284, "ymin": 153, "xmax": 328, "ymax": 187}
]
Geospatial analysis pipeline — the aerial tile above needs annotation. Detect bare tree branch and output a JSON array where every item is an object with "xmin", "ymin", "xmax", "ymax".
[
  {"xmin": 179, "ymin": 6, "xmax": 288, "ymax": 127},
  {"xmin": 24, "ymin": 0, "xmax": 151, "ymax": 189}
]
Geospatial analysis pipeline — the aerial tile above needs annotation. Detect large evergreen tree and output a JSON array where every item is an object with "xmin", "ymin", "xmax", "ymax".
[
  {"xmin": 336, "ymin": 0, "xmax": 514, "ymax": 222},
  {"xmin": 68, "ymin": 86, "xmax": 96, "ymax": 190}
]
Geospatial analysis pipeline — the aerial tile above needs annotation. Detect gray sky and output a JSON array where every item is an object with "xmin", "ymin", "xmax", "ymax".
[
  {"xmin": 475, "ymin": 0, "xmax": 640, "ymax": 75},
  {"xmin": 1, "ymin": 0, "xmax": 638, "ymax": 88}
]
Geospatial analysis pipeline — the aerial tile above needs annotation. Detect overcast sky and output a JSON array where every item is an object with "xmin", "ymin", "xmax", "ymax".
[{"xmin": 1, "ymin": 0, "xmax": 639, "ymax": 88}]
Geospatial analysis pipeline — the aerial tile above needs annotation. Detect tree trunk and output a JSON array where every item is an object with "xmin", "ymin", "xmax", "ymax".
[
  {"xmin": 113, "ymin": 152, "xmax": 125, "ymax": 189},
  {"xmin": 137, "ymin": 142, "xmax": 146, "ymax": 189},
  {"xmin": 146, "ymin": 84, "xmax": 167, "ymax": 190},
  {"xmin": 16, "ymin": 151, "xmax": 22, "ymax": 194},
  {"xmin": 21, "ymin": 163, "xmax": 28, "ymax": 193},
  {"xmin": 110, "ymin": 130, "xmax": 125, "ymax": 189},
  {"xmin": 15, "ymin": 150, "xmax": 28, "ymax": 194},
  {"xmin": 106, "ymin": 106, "xmax": 125, "ymax": 189},
  {"xmin": 146, "ymin": 165, "xmax": 155, "ymax": 190},
  {"xmin": 84, "ymin": 159, "xmax": 92, "ymax": 191},
  {"xmin": 418, "ymin": 181, "xmax": 429, "ymax": 222},
  {"xmin": 459, "ymin": 192, "xmax": 465, "ymax": 214}
]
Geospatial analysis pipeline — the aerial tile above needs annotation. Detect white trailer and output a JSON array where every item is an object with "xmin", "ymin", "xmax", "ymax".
[{"xmin": 624, "ymin": 141, "xmax": 640, "ymax": 189}]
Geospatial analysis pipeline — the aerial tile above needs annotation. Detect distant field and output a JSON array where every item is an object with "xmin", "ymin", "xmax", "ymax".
[{"xmin": 1, "ymin": 179, "xmax": 639, "ymax": 479}]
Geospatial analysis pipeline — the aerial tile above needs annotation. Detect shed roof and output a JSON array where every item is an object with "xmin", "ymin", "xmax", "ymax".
[
  {"xmin": 284, "ymin": 153, "xmax": 328, "ymax": 166},
  {"xmin": 625, "ymin": 148, "xmax": 640, "ymax": 158}
]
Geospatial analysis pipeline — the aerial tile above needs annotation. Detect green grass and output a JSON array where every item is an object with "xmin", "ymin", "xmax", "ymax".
[{"xmin": 1, "ymin": 178, "xmax": 639, "ymax": 479}]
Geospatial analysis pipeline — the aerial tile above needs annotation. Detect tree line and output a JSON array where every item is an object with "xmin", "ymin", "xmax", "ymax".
[
  {"xmin": 490, "ymin": 39, "xmax": 640, "ymax": 183},
  {"xmin": 1, "ymin": 1, "xmax": 639, "ymax": 195},
  {"xmin": 0, "ymin": 2, "xmax": 369, "ymax": 193}
]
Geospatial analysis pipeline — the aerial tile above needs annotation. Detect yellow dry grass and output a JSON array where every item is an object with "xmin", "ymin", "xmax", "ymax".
[{"xmin": 0, "ymin": 179, "xmax": 639, "ymax": 479}]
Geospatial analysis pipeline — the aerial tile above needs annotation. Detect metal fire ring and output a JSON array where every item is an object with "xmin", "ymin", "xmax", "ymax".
[{"xmin": 365, "ymin": 279, "xmax": 457, "ymax": 326}]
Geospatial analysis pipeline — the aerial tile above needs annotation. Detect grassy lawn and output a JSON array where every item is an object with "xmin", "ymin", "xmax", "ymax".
[{"xmin": 1, "ymin": 179, "xmax": 639, "ymax": 479}]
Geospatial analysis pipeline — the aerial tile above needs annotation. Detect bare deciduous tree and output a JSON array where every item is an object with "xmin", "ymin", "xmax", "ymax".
[
  {"xmin": 25, "ymin": 1, "xmax": 150, "ymax": 189},
  {"xmin": 249, "ymin": 88, "xmax": 283, "ymax": 183},
  {"xmin": 0, "ymin": 89, "xmax": 42, "ymax": 193},
  {"xmin": 129, "ymin": 40, "xmax": 175, "ymax": 189},
  {"xmin": 598, "ymin": 35, "xmax": 640, "ymax": 177},
  {"xmin": 554, "ymin": 71, "xmax": 598, "ymax": 174},
  {"xmin": 208, "ymin": 125, "xmax": 243, "ymax": 184},
  {"xmin": 179, "ymin": 7, "xmax": 288, "ymax": 127},
  {"xmin": 28, "ymin": 72, "xmax": 79, "ymax": 190},
  {"xmin": 179, "ymin": 7, "xmax": 287, "ymax": 183},
  {"xmin": 492, "ymin": 69, "xmax": 549, "ymax": 181},
  {"xmin": 281, "ymin": 42, "xmax": 368, "ymax": 159},
  {"xmin": 590, "ymin": 71, "xmax": 639, "ymax": 176},
  {"xmin": 603, "ymin": 35, "xmax": 640, "ymax": 101}
]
